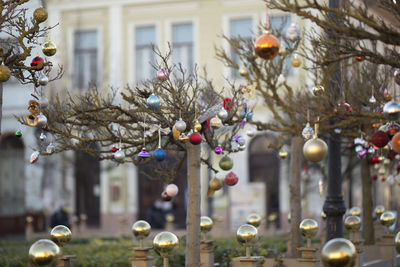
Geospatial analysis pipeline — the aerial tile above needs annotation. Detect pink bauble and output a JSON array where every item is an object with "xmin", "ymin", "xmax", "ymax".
[{"xmin": 224, "ymin": 171, "xmax": 238, "ymax": 186}]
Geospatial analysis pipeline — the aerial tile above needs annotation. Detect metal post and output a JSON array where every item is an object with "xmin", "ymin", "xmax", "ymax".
[
  {"xmin": 322, "ymin": 0, "xmax": 346, "ymax": 242},
  {"xmin": 163, "ymin": 257, "xmax": 169, "ymax": 267}
]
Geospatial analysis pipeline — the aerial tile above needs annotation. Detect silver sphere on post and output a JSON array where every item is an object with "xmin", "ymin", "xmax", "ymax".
[
  {"xmin": 29, "ymin": 239, "xmax": 61, "ymax": 266},
  {"xmin": 321, "ymin": 238, "xmax": 356, "ymax": 267},
  {"xmin": 344, "ymin": 216, "xmax": 361, "ymax": 241},
  {"xmin": 299, "ymin": 219, "xmax": 319, "ymax": 248},
  {"xmin": 236, "ymin": 224, "xmax": 258, "ymax": 257},
  {"xmin": 132, "ymin": 220, "xmax": 151, "ymax": 248},
  {"xmin": 200, "ymin": 216, "xmax": 213, "ymax": 240},
  {"xmin": 246, "ymin": 213, "xmax": 262, "ymax": 228},
  {"xmin": 153, "ymin": 231, "xmax": 179, "ymax": 267}
]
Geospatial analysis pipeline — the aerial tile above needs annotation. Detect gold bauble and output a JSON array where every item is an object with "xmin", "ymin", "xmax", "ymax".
[
  {"xmin": 378, "ymin": 166, "xmax": 386, "ymax": 175},
  {"xmin": 132, "ymin": 220, "xmax": 151, "ymax": 239},
  {"xmin": 153, "ymin": 231, "xmax": 179, "ymax": 257},
  {"xmin": 193, "ymin": 120, "xmax": 202, "ymax": 132},
  {"xmin": 210, "ymin": 116, "xmax": 222, "ymax": 129},
  {"xmin": 321, "ymin": 211, "xmax": 327, "ymax": 220},
  {"xmin": 254, "ymin": 31, "xmax": 280, "ymax": 60},
  {"xmin": 374, "ymin": 205, "xmax": 385, "ymax": 218},
  {"xmin": 321, "ymin": 238, "xmax": 356, "ymax": 267},
  {"xmin": 344, "ymin": 216, "xmax": 361, "ymax": 232},
  {"xmin": 299, "ymin": 219, "xmax": 319, "ymax": 239},
  {"xmin": 268, "ymin": 212, "xmax": 278, "ymax": 222},
  {"xmin": 209, "ymin": 177, "xmax": 223, "ymax": 191},
  {"xmin": 291, "ymin": 55, "xmax": 301, "ymax": 68},
  {"xmin": 395, "ymin": 232, "xmax": 400, "ymax": 254},
  {"xmin": 303, "ymin": 137, "xmax": 328, "ymax": 162},
  {"xmin": 239, "ymin": 68, "xmax": 248, "ymax": 76},
  {"xmin": 236, "ymin": 224, "xmax": 258, "ymax": 246},
  {"xmin": 50, "ymin": 225, "xmax": 71, "ymax": 247},
  {"xmin": 288, "ymin": 213, "xmax": 291, "ymax": 223},
  {"xmin": 348, "ymin": 207, "xmax": 361, "ymax": 217},
  {"xmin": 33, "ymin": 7, "xmax": 48, "ymax": 23},
  {"xmin": 246, "ymin": 213, "xmax": 262, "ymax": 228},
  {"xmin": 200, "ymin": 216, "xmax": 213, "ymax": 233},
  {"xmin": 26, "ymin": 216, "xmax": 34, "ymax": 223},
  {"xmin": 172, "ymin": 126, "xmax": 180, "ymax": 140},
  {"xmin": 380, "ymin": 211, "xmax": 396, "ymax": 227},
  {"xmin": 42, "ymin": 40, "xmax": 57, "ymax": 57},
  {"xmin": 279, "ymin": 149, "xmax": 288, "ymax": 159},
  {"xmin": 166, "ymin": 214, "xmax": 175, "ymax": 223},
  {"xmin": 29, "ymin": 239, "xmax": 61, "ymax": 266},
  {"xmin": 0, "ymin": 64, "xmax": 10, "ymax": 82},
  {"xmin": 313, "ymin": 85, "xmax": 324, "ymax": 96}
]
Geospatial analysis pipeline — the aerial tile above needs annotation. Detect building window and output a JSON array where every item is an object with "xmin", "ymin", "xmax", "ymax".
[
  {"xmin": 73, "ymin": 30, "xmax": 98, "ymax": 89},
  {"xmin": 229, "ymin": 17, "xmax": 253, "ymax": 78},
  {"xmin": 135, "ymin": 26, "xmax": 156, "ymax": 83},
  {"xmin": 172, "ymin": 23, "xmax": 194, "ymax": 74},
  {"xmin": 270, "ymin": 16, "xmax": 293, "ymax": 75}
]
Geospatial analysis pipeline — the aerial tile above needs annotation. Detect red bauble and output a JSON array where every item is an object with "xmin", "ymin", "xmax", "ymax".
[
  {"xmin": 31, "ymin": 56, "xmax": 44, "ymax": 70},
  {"xmin": 224, "ymin": 171, "xmax": 238, "ymax": 186},
  {"xmin": 223, "ymin": 98, "xmax": 233, "ymax": 111},
  {"xmin": 371, "ymin": 130, "xmax": 389, "ymax": 148},
  {"xmin": 371, "ymin": 156, "xmax": 379, "ymax": 164},
  {"xmin": 380, "ymin": 177, "xmax": 386, "ymax": 182},
  {"xmin": 189, "ymin": 132, "xmax": 202, "ymax": 145},
  {"xmin": 371, "ymin": 174, "xmax": 377, "ymax": 181},
  {"xmin": 336, "ymin": 102, "xmax": 353, "ymax": 119},
  {"xmin": 111, "ymin": 146, "xmax": 118, "ymax": 152},
  {"xmin": 388, "ymin": 149, "xmax": 397, "ymax": 160},
  {"xmin": 391, "ymin": 132, "xmax": 400, "ymax": 153},
  {"xmin": 161, "ymin": 191, "xmax": 172, "ymax": 201}
]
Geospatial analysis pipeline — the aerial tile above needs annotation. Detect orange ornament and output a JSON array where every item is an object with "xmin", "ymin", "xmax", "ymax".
[
  {"xmin": 254, "ymin": 31, "xmax": 280, "ymax": 60},
  {"xmin": 391, "ymin": 132, "xmax": 400, "ymax": 153}
]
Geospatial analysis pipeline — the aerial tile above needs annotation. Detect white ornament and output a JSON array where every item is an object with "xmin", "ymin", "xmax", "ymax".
[
  {"xmin": 166, "ymin": 184, "xmax": 179, "ymax": 197},
  {"xmin": 39, "ymin": 97, "xmax": 49, "ymax": 109},
  {"xmin": 114, "ymin": 150, "xmax": 125, "ymax": 162},
  {"xmin": 36, "ymin": 114, "xmax": 47, "ymax": 128},
  {"xmin": 46, "ymin": 143, "xmax": 56, "ymax": 154},
  {"xmin": 174, "ymin": 118, "xmax": 186, "ymax": 132},
  {"xmin": 217, "ymin": 109, "xmax": 228, "ymax": 121},
  {"xmin": 302, "ymin": 122, "xmax": 314, "ymax": 140},
  {"xmin": 30, "ymin": 151, "xmax": 40, "ymax": 164}
]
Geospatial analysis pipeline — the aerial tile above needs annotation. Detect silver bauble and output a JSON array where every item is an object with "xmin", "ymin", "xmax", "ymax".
[
  {"xmin": 246, "ymin": 128, "xmax": 255, "ymax": 137},
  {"xmin": 286, "ymin": 23, "xmax": 300, "ymax": 42},
  {"xmin": 146, "ymin": 94, "xmax": 160, "ymax": 110},
  {"xmin": 46, "ymin": 143, "xmax": 56, "ymax": 154},
  {"xmin": 395, "ymin": 69, "xmax": 400, "ymax": 85},
  {"xmin": 237, "ymin": 137, "xmax": 246, "ymax": 146},
  {"xmin": 210, "ymin": 116, "xmax": 222, "ymax": 129},
  {"xmin": 231, "ymin": 141, "xmax": 240, "ymax": 152},
  {"xmin": 36, "ymin": 114, "xmax": 47, "ymax": 128},
  {"xmin": 39, "ymin": 132, "xmax": 46, "ymax": 141},
  {"xmin": 217, "ymin": 109, "xmax": 228, "ymax": 121},
  {"xmin": 38, "ymin": 75, "xmax": 49, "ymax": 86},
  {"xmin": 166, "ymin": 184, "xmax": 179, "ymax": 197},
  {"xmin": 30, "ymin": 151, "xmax": 40, "ymax": 164},
  {"xmin": 302, "ymin": 122, "xmax": 314, "ymax": 140},
  {"xmin": 174, "ymin": 118, "xmax": 186, "ymax": 132},
  {"xmin": 369, "ymin": 95, "xmax": 376, "ymax": 104},
  {"xmin": 114, "ymin": 150, "xmax": 125, "ymax": 162},
  {"xmin": 39, "ymin": 97, "xmax": 49, "ymax": 109},
  {"xmin": 239, "ymin": 144, "xmax": 246, "ymax": 150},
  {"xmin": 383, "ymin": 101, "xmax": 400, "ymax": 121}
]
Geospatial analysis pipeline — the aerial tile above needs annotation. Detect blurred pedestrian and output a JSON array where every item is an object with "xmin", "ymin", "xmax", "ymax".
[{"xmin": 50, "ymin": 204, "xmax": 71, "ymax": 229}]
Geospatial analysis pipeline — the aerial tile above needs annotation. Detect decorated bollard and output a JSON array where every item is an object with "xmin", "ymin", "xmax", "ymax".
[
  {"xmin": 344, "ymin": 216, "xmax": 363, "ymax": 267},
  {"xmin": 29, "ymin": 239, "xmax": 61, "ymax": 267},
  {"xmin": 200, "ymin": 216, "xmax": 214, "ymax": 267},
  {"xmin": 298, "ymin": 218, "xmax": 319, "ymax": 264},
  {"xmin": 231, "ymin": 224, "xmax": 262, "ymax": 267},
  {"xmin": 165, "ymin": 214, "xmax": 174, "ymax": 232},
  {"xmin": 153, "ymin": 231, "xmax": 179, "ymax": 267},
  {"xmin": 50, "ymin": 225, "xmax": 76, "ymax": 267},
  {"xmin": 26, "ymin": 216, "xmax": 34, "ymax": 241},
  {"xmin": 321, "ymin": 238, "xmax": 356, "ymax": 267},
  {"xmin": 374, "ymin": 205, "xmax": 385, "ymax": 241},
  {"xmin": 378, "ymin": 211, "xmax": 396, "ymax": 265},
  {"xmin": 129, "ymin": 220, "xmax": 153, "ymax": 267}
]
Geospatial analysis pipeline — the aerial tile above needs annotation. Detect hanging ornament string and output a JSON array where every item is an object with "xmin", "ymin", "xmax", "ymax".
[
  {"xmin": 307, "ymin": 109, "xmax": 310, "ymax": 122},
  {"xmin": 158, "ymin": 125, "xmax": 161, "ymax": 148},
  {"xmin": 314, "ymin": 117, "xmax": 320, "ymax": 138},
  {"xmin": 265, "ymin": 0, "xmax": 270, "ymax": 30},
  {"xmin": 143, "ymin": 116, "xmax": 146, "ymax": 147}
]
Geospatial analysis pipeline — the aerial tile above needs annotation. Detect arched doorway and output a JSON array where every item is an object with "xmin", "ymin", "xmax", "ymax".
[
  {"xmin": 0, "ymin": 133, "xmax": 25, "ymax": 236},
  {"xmin": 248, "ymin": 134, "xmax": 280, "ymax": 228}
]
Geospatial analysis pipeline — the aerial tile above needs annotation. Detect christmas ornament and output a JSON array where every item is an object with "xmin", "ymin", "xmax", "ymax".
[
  {"xmin": 355, "ymin": 56, "xmax": 364, "ymax": 61},
  {"xmin": 286, "ymin": 23, "xmax": 300, "ymax": 42},
  {"xmin": 193, "ymin": 119, "xmax": 202, "ymax": 132},
  {"xmin": 28, "ymin": 239, "xmax": 60, "ymax": 267},
  {"xmin": 239, "ymin": 68, "xmax": 248, "ymax": 76},
  {"xmin": 224, "ymin": 171, "xmax": 238, "ymax": 186},
  {"xmin": 153, "ymin": 148, "xmax": 166, "ymax": 161},
  {"xmin": 336, "ymin": 102, "xmax": 352, "ymax": 119},
  {"xmin": 0, "ymin": 63, "xmax": 10, "ymax": 82},
  {"xmin": 223, "ymin": 98, "xmax": 233, "ymax": 110},
  {"xmin": 279, "ymin": 147, "xmax": 288, "ymax": 159},
  {"xmin": 369, "ymin": 95, "xmax": 376, "ymax": 104},
  {"xmin": 236, "ymin": 136, "xmax": 246, "ymax": 146},
  {"xmin": 395, "ymin": 69, "xmax": 400, "ymax": 85},
  {"xmin": 36, "ymin": 114, "xmax": 47, "ymax": 128},
  {"xmin": 38, "ymin": 74, "xmax": 49, "ymax": 86},
  {"xmin": 172, "ymin": 126, "xmax": 180, "ymax": 140},
  {"xmin": 254, "ymin": 31, "xmax": 280, "ymax": 60},
  {"xmin": 111, "ymin": 145, "xmax": 118, "ymax": 152},
  {"xmin": 166, "ymin": 184, "xmax": 179, "ymax": 197},
  {"xmin": 31, "ymin": 56, "xmax": 44, "ymax": 70},
  {"xmin": 383, "ymin": 89, "xmax": 392, "ymax": 101},
  {"xmin": 33, "ymin": 7, "xmax": 48, "ymax": 23},
  {"xmin": 189, "ymin": 132, "xmax": 202, "ymax": 145},
  {"xmin": 156, "ymin": 69, "xmax": 169, "ymax": 81},
  {"xmin": 303, "ymin": 120, "xmax": 328, "ymax": 162},
  {"xmin": 210, "ymin": 116, "xmax": 222, "ymax": 129},
  {"xmin": 219, "ymin": 155, "xmax": 233, "ymax": 171},
  {"xmin": 161, "ymin": 191, "xmax": 172, "ymax": 201},
  {"xmin": 39, "ymin": 132, "xmax": 46, "ymax": 141},
  {"xmin": 209, "ymin": 177, "xmax": 223, "ymax": 191},
  {"xmin": 217, "ymin": 109, "xmax": 228, "ymax": 121},
  {"xmin": 15, "ymin": 130, "xmax": 22, "ymax": 137},
  {"xmin": 291, "ymin": 54, "xmax": 301, "ymax": 67},
  {"xmin": 138, "ymin": 148, "xmax": 150, "ymax": 161},
  {"xmin": 378, "ymin": 166, "xmax": 386, "ymax": 175},
  {"xmin": 312, "ymin": 85, "xmax": 324, "ymax": 96},
  {"xmin": 357, "ymin": 149, "xmax": 367, "ymax": 158},
  {"xmin": 42, "ymin": 40, "xmax": 57, "ymax": 57},
  {"xmin": 214, "ymin": 145, "xmax": 223, "ymax": 154},
  {"xmin": 387, "ymin": 123, "xmax": 400, "ymax": 137},
  {"xmin": 239, "ymin": 144, "xmax": 246, "ymax": 151},
  {"xmin": 174, "ymin": 118, "xmax": 186, "ymax": 132},
  {"xmin": 146, "ymin": 94, "xmax": 160, "ymax": 110},
  {"xmin": 302, "ymin": 122, "xmax": 314, "ymax": 140},
  {"xmin": 178, "ymin": 133, "xmax": 188, "ymax": 142},
  {"xmin": 30, "ymin": 151, "xmax": 40, "ymax": 164},
  {"xmin": 371, "ymin": 174, "xmax": 378, "ymax": 181},
  {"xmin": 371, "ymin": 130, "xmax": 389, "ymax": 148},
  {"xmin": 383, "ymin": 101, "xmax": 400, "ymax": 121},
  {"xmin": 246, "ymin": 128, "xmax": 255, "ymax": 137},
  {"xmin": 114, "ymin": 149, "xmax": 125, "ymax": 162},
  {"xmin": 391, "ymin": 132, "xmax": 400, "ymax": 153},
  {"xmin": 39, "ymin": 97, "xmax": 49, "ymax": 109},
  {"xmin": 46, "ymin": 143, "xmax": 56, "ymax": 154}
]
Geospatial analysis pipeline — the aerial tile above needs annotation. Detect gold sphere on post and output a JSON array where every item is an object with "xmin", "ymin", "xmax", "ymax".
[
  {"xmin": 50, "ymin": 225, "xmax": 72, "ymax": 247},
  {"xmin": 200, "ymin": 216, "xmax": 213, "ymax": 233},
  {"xmin": 29, "ymin": 239, "xmax": 61, "ymax": 266},
  {"xmin": 153, "ymin": 231, "xmax": 179, "ymax": 258},
  {"xmin": 166, "ymin": 214, "xmax": 175, "ymax": 223},
  {"xmin": 236, "ymin": 224, "xmax": 258, "ymax": 246},
  {"xmin": 0, "ymin": 64, "xmax": 11, "ymax": 82},
  {"xmin": 42, "ymin": 40, "xmax": 57, "ymax": 57},
  {"xmin": 132, "ymin": 220, "xmax": 151, "ymax": 239},
  {"xmin": 395, "ymin": 232, "xmax": 400, "ymax": 254},
  {"xmin": 299, "ymin": 219, "xmax": 319, "ymax": 239},
  {"xmin": 303, "ymin": 137, "xmax": 328, "ymax": 162},
  {"xmin": 246, "ymin": 213, "xmax": 262, "ymax": 228},
  {"xmin": 254, "ymin": 31, "xmax": 280, "ymax": 60},
  {"xmin": 33, "ymin": 7, "xmax": 48, "ymax": 23},
  {"xmin": 380, "ymin": 211, "xmax": 396, "ymax": 227},
  {"xmin": 321, "ymin": 238, "xmax": 356, "ymax": 267},
  {"xmin": 348, "ymin": 207, "xmax": 361, "ymax": 217},
  {"xmin": 344, "ymin": 216, "xmax": 361, "ymax": 232},
  {"xmin": 374, "ymin": 205, "xmax": 385, "ymax": 218}
]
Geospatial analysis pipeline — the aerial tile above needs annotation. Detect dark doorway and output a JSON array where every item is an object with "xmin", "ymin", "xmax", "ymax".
[
  {"xmin": 137, "ymin": 151, "xmax": 187, "ymax": 229},
  {"xmin": 248, "ymin": 134, "xmax": 280, "ymax": 228},
  {"xmin": 75, "ymin": 151, "xmax": 100, "ymax": 227}
]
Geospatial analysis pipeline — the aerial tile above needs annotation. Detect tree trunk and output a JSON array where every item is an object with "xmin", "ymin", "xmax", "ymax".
[
  {"xmin": 288, "ymin": 136, "xmax": 302, "ymax": 258},
  {"xmin": 361, "ymin": 157, "xmax": 374, "ymax": 244},
  {"xmin": 0, "ymin": 83, "xmax": 3, "ymax": 135},
  {"xmin": 185, "ymin": 144, "xmax": 201, "ymax": 267}
]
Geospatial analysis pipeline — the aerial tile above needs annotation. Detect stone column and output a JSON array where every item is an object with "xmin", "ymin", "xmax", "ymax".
[
  {"xmin": 25, "ymin": 216, "xmax": 34, "ymax": 241},
  {"xmin": 200, "ymin": 240, "xmax": 214, "ymax": 267},
  {"xmin": 128, "ymin": 247, "xmax": 153, "ymax": 267},
  {"xmin": 231, "ymin": 256, "xmax": 263, "ymax": 267},
  {"xmin": 378, "ymin": 235, "xmax": 395, "ymax": 266}
]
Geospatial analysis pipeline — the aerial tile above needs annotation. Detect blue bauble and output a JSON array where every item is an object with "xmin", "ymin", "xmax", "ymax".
[
  {"xmin": 153, "ymin": 148, "xmax": 167, "ymax": 161},
  {"xmin": 246, "ymin": 111, "xmax": 253, "ymax": 121},
  {"xmin": 146, "ymin": 94, "xmax": 160, "ymax": 110}
]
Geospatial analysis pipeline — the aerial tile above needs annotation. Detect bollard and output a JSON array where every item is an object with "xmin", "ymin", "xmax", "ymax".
[
  {"xmin": 25, "ymin": 216, "xmax": 34, "ymax": 241},
  {"xmin": 50, "ymin": 225, "xmax": 76, "ymax": 267},
  {"xmin": 71, "ymin": 216, "xmax": 79, "ymax": 235},
  {"xmin": 153, "ymin": 232, "xmax": 179, "ymax": 267},
  {"xmin": 200, "ymin": 216, "xmax": 214, "ymax": 267},
  {"xmin": 129, "ymin": 220, "xmax": 153, "ymax": 267},
  {"xmin": 118, "ymin": 215, "xmax": 128, "ymax": 238},
  {"xmin": 231, "ymin": 224, "xmax": 263, "ymax": 267},
  {"xmin": 165, "ymin": 214, "xmax": 174, "ymax": 232},
  {"xmin": 377, "ymin": 211, "xmax": 396, "ymax": 266},
  {"xmin": 345, "ymin": 216, "xmax": 363, "ymax": 267}
]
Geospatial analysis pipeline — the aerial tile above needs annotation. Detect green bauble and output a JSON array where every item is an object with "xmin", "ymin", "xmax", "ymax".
[{"xmin": 219, "ymin": 155, "xmax": 233, "ymax": 171}]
